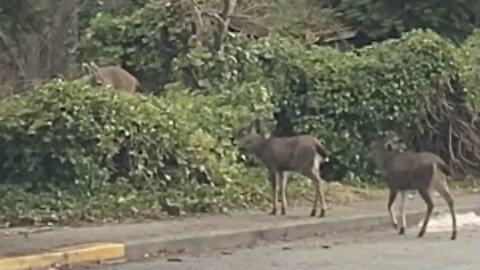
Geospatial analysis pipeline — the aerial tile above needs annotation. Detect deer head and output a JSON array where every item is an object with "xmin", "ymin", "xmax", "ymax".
[
  {"xmin": 368, "ymin": 132, "xmax": 403, "ymax": 168},
  {"xmin": 234, "ymin": 118, "xmax": 271, "ymax": 152},
  {"xmin": 82, "ymin": 61, "xmax": 107, "ymax": 87}
]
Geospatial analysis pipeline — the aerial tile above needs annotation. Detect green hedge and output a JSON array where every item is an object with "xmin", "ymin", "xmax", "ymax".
[
  {"xmin": 0, "ymin": 79, "xmax": 274, "ymax": 223},
  {"xmin": 163, "ymin": 28, "xmax": 479, "ymax": 182},
  {"xmin": 461, "ymin": 29, "xmax": 480, "ymax": 111},
  {"xmin": 76, "ymin": 1, "xmax": 480, "ymax": 181},
  {"xmin": 206, "ymin": 29, "xmax": 469, "ymax": 182},
  {"xmin": 75, "ymin": 0, "xmax": 191, "ymax": 92}
]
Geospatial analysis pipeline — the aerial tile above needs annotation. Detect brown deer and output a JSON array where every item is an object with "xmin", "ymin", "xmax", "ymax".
[
  {"xmin": 234, "ymin": 118, "xmax": 329, "ymax": 217},
  {"xmin": 82, "ymin": 62, "xmax": 141, "ymax": 92},
  {"xmin": 369, "ymin": 134, "xmax": 457, "ymax": 240}
]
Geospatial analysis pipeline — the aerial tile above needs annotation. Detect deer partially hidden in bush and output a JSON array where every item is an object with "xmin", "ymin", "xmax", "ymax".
[
  {"xmin": 369, "ymin": 135, "xmax": 457, "ymax": 240},
  {"xmin": 82, "ymin": 62, "xmax": 141, "ymax": 92},
  {"xmin": 234, "ymin": 118, "xmax": 329, "ymax": 217}
]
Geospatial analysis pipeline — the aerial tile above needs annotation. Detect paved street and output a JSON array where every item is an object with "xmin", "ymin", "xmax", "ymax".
[{"xmin": 81, "ymin": 216, "xmax": 480, "ymax": 270}]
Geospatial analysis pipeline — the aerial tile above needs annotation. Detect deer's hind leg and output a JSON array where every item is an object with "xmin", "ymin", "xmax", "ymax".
[
  {"xmin": 305, "ymin": 169, "xmax": 326, "ymax": 218},
  {"xmin": 417, "ymin": 188, "xmax": 434, "ymax": 238},
  {"xmin": 399, "ymin": 191, "xmax": 407, "ymax": 235},
  {"xmin": 278, "ymin": 171, "xmax": 288, "ymax": 216},
  {"xmin": 298, "ymin": 152, "xmax": 326, "ymax": 218},
  {"xmin": 432, "ymin": 173, "xmax": 457, "ymax": 240}
]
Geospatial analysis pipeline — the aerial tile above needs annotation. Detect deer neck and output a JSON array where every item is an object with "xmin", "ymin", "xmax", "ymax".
[
  {"xmin": 374, "ymin": 149, "xmax": 397, "ymax": 173},
  {"xmin": 251, "ymin": 137, "xmax": 270, "ymax": 160}
]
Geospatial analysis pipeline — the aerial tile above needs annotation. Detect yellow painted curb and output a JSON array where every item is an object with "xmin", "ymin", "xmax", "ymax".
[{"xmin": 0, "ymin": 243, "xmax": 125, "ymax": 270}]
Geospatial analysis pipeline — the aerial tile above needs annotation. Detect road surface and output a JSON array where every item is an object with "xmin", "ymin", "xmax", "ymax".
[{"xmin": 81, "ymin": 226, "xmax": 480, "ymax": 270}]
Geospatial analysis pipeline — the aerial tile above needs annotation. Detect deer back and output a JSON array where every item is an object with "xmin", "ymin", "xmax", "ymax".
[
  {"xmin": 99, "ymin": 66, "xmax": 140, "ymax": 91},
  {"xmin": 263, "ymin": 135, "xmax": 325, "ymax": 172},
  {"xmin": 381, "ymin": 151, "xmax": 450, "ymax": 190},
  {"xmin": 83, "ymin": 62, "xmax": 140, "ymax": 92},
  {"xmin": 235, "ymin": 118, "xmax": 326, "ymax": 172}
]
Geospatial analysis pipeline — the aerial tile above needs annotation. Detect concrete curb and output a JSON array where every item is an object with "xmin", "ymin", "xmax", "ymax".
[
  {"xmin": 0, "ymin": 243, "xmax": 125, "ymax": 270},
  {"xmin": 1, "ymin": 205, "xmax": 478, "ymax": 269},
  {"xmin": 125, "ymin": 205, "xmax": 480, "ymax": 259}
]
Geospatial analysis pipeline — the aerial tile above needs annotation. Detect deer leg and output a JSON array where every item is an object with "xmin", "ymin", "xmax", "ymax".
[
  {"xmin": 433, "ymin": 176, "xmax": 457, "ymax": 240},
  {"xmin": 279, "ymin": 171, "xmax": 288, "ymax": 216},
  {"xmin": 307, "ymin": 170, "xmax": 326, "ymax": 218},
  {"xmin": 309, "ymin": 174, "xmax": 319, "ymax": 217},
  {"xmin": 387, "ymin": 189, "xmax": 398, "ymax": 230},
  {"xmin": 317, "ymin": 173, "xmax": 326, "ymax": 218},
  {"xmin": 269, "ymin": 172, "xmax": 278, "ymax": 215},
  {"xmin": 417, "ymin": 188, "xmax": 434, "ymax": 238},
  {"xmin": 399, "ymin": 191, "xmax": 407, "ymax": 235}
]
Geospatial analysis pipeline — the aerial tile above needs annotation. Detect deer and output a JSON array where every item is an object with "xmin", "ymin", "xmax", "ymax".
[
  {"xmin": 234, "ymin": 118, "xmax": 329, "ymax": 217},
  {"xmin": 81, "ymin": 62, "xmax": 141, "ymax": 92},
  {"xmin": 369, "ymin": 134, "xmax": 457, "ymax": 240}
]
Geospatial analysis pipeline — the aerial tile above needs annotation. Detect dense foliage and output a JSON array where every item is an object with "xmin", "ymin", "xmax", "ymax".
[
  {"xmin": 241, "ymin": 30, "xmax": 469, "ymax": 182},
  {"xmin": 0, "ymin": 79, "xmax": 274, "ymax": 224},
  {"xmin": 75, "ymin": 0, "xmax": 193, "ymax": 92},
  {"xmin": 0, "ymin": 0, "xmax": 43, "ymax": 48},
  {"xmin": 461, "ymin": 30, "xmax": 480, "ymax": 101},
  {"xmin": 1, "ymin": 0, "xmax": 480, "ymax": 226},
  {"xmin": 332, "ymin": 0, "xmax": 480, "ymax": 45}
]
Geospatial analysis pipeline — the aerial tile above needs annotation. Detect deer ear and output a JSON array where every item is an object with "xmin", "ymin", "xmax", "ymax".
[
  {"xmin": 89, "ymin": 62, "xmax": 101, "ymax": 76},
  {"xmin": 385, "ymin": 142, "xmax": 394, "ymax": 151},
  {"xmin": 245, "ymin": 119, "xmax": 257, "ymax": 134},
  {"xmin": 257, "ymin": 117, "xmax": 271, "ymax": 137},
  {"xmin": 82, "ymin": 62, "xmax": 94, "ymax": 76},
  {"xmin": 90, "ymin": 61, "xmax": 99, "ymax": 69}
]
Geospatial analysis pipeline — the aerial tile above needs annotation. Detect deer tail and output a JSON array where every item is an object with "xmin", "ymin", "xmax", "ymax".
[
  {"xmin": 437, "ymin": 160, "xmax": 452, "ymax": 176},
  {"xmin": 315, "ymin": 139, "xmax": 329, "ymax": 159}
]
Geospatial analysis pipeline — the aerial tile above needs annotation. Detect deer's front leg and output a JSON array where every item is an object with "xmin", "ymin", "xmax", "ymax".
[
  {"xmin": 269, "ymin": 171, "xmax": 278, "ymax": 215},
  {"xmin": 278, "ymin": 171, "xmax": 287, "ymax": 215}
]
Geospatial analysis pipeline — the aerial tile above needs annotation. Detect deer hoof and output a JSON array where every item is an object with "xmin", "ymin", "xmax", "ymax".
[
  {"xmin": 417, "ymin": 230, "xmax": 425, "ymax": 238},
  {"xmin": 319, "ymin": 209, "xmax": 325, "ymax": 218},
  {"xmin": 451, "ymin": 231, "xmax": 457, "ymax": 240},
  {"xmin": 399, "ymin": 227, "xmax": 405, "ymax": 235},
  {"xmin": 281, "ymin": 209, "xmax": 286, "ymax": 216},
  {"xmin": 310, "ymin": 209, "xmax": 316, "ymax": 217},
  {"xmin": 270, "ymin": 209, "xmax": 277, "ymax": 216}
]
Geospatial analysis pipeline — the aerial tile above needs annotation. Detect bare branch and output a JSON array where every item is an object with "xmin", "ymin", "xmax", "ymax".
[
  {"xmin": 213, "ymin": 0, "xmax": 237, "ymax": 52},
  {"xmin": 189, "ymin": 0, "xmax": 205, "ymax": 46}
]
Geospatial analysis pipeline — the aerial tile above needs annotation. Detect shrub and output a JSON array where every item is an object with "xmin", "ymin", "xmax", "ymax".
[
  {"xmin": 167, "ymin": 29, "xmax": 479, "ymax": 182},
  {"xmin": 72, "ymin": 0, "xmax": 480, "ymax": 184},
  {"xmin": 247, "ymin": 29, "xmax": 469, "ymax": 182},
  {"xmin": 460, "ymin": 29, "xmax": 480, "ymax": 111},
  {"xmin": 334, "ymin": 0, "xmax": 480, "ymax": 45},
  {"xmin": 75, "ymin": 0, "xmax": 191, "ymax": 92},
  {"xmin": 0, "ymin": 79, "xmax": 274, "ymax": 224}
]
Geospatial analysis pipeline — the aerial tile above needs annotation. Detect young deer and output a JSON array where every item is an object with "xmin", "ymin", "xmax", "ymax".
[
  {"xmin": 82, "ymin": 62, "xmax": 141, "ymax": 92},
  {"xmin": 369, "ymin": 135, "xmax": 457, "ymax": 240},
  {"xmin": 234, "ymin": 118, "xmax": 329, "ymax": 217}
]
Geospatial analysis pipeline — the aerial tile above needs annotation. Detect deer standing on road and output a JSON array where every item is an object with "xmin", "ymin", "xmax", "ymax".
[
  {"xmin": 82, "ymin": 62, "xmax": 141, "ymax": 92},
  {"xmin": 369, "ymin": 135, "xmax": 457, "ymax": 240},
  {"xmin": 234, "ymin": 118, "xmax": 329, "ymax": 217}
]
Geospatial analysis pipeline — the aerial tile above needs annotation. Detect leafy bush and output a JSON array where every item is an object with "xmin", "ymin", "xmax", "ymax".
[
  {"xmin": 168, "ymin": 28, "xmax": 480, "ymax": 182},
  {"xmin": 75, "ymin": 0, "xmax": 192, "ymax": 92},
  {"xmin": 334, "ymin": 0, "xmax": 480, "ymax": 45},
  {"xmin": 460, "ymin": 30, "xmax": 480, "ymax": 110},
  {"xmin": 75, "ymin": 2, "xmax": 480, "ymax": 182},
  {"xmin": 245, "ymin": 29, "xmax": 469, "ymax": 182},
  {"xmin": 0, "ymin": 79, "xmax": 275, "ymax": 224}
]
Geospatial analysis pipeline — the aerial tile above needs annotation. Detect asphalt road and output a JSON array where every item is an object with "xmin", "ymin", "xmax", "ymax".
[{"xmin": 82, "ymin": 226, "xmax": 480, "ymax": 270}]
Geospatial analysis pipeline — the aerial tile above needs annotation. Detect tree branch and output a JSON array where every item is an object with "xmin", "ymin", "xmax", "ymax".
[
  {"xmin": 213, "ymin": 0, "xmax": 237, "ymax": 53},
  {"xmin": 190, "ymin": 0, "xmax": 205, "ymax": 46}
]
